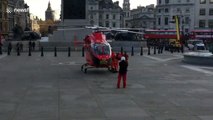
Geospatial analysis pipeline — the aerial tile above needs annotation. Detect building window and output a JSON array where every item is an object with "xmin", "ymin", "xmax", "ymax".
[
  {"xmin": 106, "ymin": 14, "xmax": 109, "ymax": 19},
  {"xmin": 113, "ymin": 14, "xmax": 116, "ymax": 19},
  {"xmin": 158, "ymin": 17, "xmax": 161, "ymax": 25},
  {"xmin": 90, "ymin": 7, "xmax": 93, "ymax": 10},
  {"xmin": 187, "ymin": 0, "xmax": 190, "ymax": 2},
  {"xmin": 199, "ymin": 20, "xmax": 206, "ymax": 28},
  {"xmin": 99, "ymin": 22, "xmax": 103, "ymax": 26},
  {"xmin": 208, "ymin": 20, "xmax": 213, "ymax": 28},
  {"xmin": 165, "ymin": 8, "xmax": 169, "ymax": 13},
  {"xmin": 90, "ymin": 15, "xmax": 93, "ymax": 19},
  {"xmin": 200, "ymin": 9, "xmax": 206, "ymax": 15},
  {"xmin": 200, "ymin": 0, "xmax": 206, "ymax": 4},
  {"xmin": 99, "ymin": 14, "xmax": 102, "ymax": 19},
  {"xmin": 177, "ymin": 8, "xmax": 181, "ymax": 12},
  {"xmin": 210, "ymin": 0, "xmax": 213, "ymax": 4},
  {"xmin": 113, "ymin": 22, "xmax": 116, "ymax": 27},
  {"xmin": 209, "ymin": 9, "xmax": 213, "ymax": 15},
  {"xmin": 159, "ymin": 0, "xmax": 161, "ymax": 4},
  {"xmin": 165, "ymin": 17, "xmax": 169, "ymax": 25},
  {"xmin": 186, "ymin": 8, "xmax": 190, "ymax": 13},
  {"xmin": 165, "ymin": 0, "xmax": 169, "ymax": 4},
  {"xmin": 158, "ymin": 9, "xmax": 161, "ymax": 13},
  {"xmin": 185, "ymin": 17, "xmax": 190, "ymax": 24},
  {"xmin": 105, "ymin": 21, "xmax": 109, "ymax": 27}
]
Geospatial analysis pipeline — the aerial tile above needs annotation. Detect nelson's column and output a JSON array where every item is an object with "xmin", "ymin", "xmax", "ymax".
[{"xmin": 49, "ymin": 0, "xmax": 92, "ymax": 43}]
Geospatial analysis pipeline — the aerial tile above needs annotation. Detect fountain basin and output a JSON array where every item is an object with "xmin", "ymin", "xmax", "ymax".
[{"xmin": 183, "ymin": 52, "xmax": 213, "ymax": 66}]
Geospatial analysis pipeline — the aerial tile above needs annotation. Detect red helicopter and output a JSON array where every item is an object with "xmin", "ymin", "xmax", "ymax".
[{"xmin": 81, "ymin": 31, "xmax": 113, "ymax": 73}]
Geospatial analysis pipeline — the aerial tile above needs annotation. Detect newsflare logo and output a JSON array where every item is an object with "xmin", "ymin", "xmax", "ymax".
[
  {"xmin": 7, "ymin": 8, "xmax": 29, "ymax": 13},
  {"xmin": 7, "ymin": 8, "xmax": 13, "ymax": 13}
]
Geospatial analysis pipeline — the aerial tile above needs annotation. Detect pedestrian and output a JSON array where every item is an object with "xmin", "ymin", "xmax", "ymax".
[
  {"xmin": 20, "ymin": 42, "xmax": 23, "ymax": 52},
  {"xmin": 0, "ymin": 34, "xmax": 3, "ymax": 55},
  {"xmin": 0, "ymin": 43, "xmax": 2, "ymax": 55},
  {"xmin": 117, "ymin": 56, "xmax": 128, "ymax": 88}
]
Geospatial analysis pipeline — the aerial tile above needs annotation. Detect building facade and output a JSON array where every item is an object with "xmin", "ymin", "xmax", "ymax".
[
  {"xmin": 194, "ymin": 0, "xmax": 213, "ymax": 29},
  {"xmin": 123, "ymin": 0, "xmax": 131, "ymax": 27},
  {"xmin": 45, "ymin": 1, "xmax": 55, "ymax": 21},
  {"xmin": 156, "ymin": 0, "xmax": 194, "ymax": 33},
  {"xmin": 30, "ymin": 15, "xmax": 40, "ymax": 33},
  {"xmin": 0, "ymin": 0, "xmax": 9, "ymax": 36},
  {"xmin": 128, "ymin": 4, "xmax": 156, "ymax": 29},
  {"xmin": 156, "ymin": 0, "xmax": 213, "ymax": 33},
  {"xmin": 88, "ymin": 0, "xmax": 122, "ymax": 28}
]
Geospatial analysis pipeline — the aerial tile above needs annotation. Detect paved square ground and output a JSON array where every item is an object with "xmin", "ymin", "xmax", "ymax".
[{"xmin": 0, "ymin": 51, "xmax": 213, "ymax": 120}]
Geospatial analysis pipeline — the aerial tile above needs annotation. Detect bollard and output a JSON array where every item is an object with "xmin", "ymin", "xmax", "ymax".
[
  {"xmin": 8, "ymin": 43, "xmax": 12, "ymax": 55},
  {"xmin": 54, "ymin": 47, "xmax": 57, "ymax": 57},
  {"xmin": 140, "ymin": 46, "xmax": 143, "ymax": 56},
  {"xmin": 17, "ymin": 47, "xmax": 20, "ymax": 56},
  {"xmin": 0, "ymin": 46, "xmax": 2, "ymax": 55},
  {"xmin": 154, "ymin": 46, "xmax": 156, "ymax": 54},
  {"xmin": 41, "ymin": 47, "xmax": 44, "ymax": 57},
  {"xmin": 68, "ymin": 47, "xmax": 71, "ymax": 57},
  {"xmin": 131, "ymin": 46, "xmax": 134, "ymax": 56},
  {"xmin": 148, "ymin": 46, "xmax": 151, "ymax": 55},
  {"xmin": 82, "ymin": 47, "xmax": 84, "ymax": 57},
  {"xmin": 28, "ymin": 46, "xmax": 31, "ymax": 56}
]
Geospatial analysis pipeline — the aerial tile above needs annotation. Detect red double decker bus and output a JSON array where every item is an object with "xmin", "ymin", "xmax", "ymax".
[
  {"xmin": 144, "ymin": 29, "xmax": 183, "ymax": 49},
  {"xmin": 190, "ymin": 30, "xmax": 213, "ymax": 40},
  {"xmin": 144, "ymin": 29, "xmax": 183, "ymax": 40}
]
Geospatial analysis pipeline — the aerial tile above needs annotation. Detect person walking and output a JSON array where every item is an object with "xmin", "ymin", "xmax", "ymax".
[{"xmin": 117, "ymin": 56, "xmax": 128, "ymax": 88}]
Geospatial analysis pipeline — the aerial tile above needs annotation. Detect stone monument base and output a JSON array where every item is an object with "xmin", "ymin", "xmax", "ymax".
[{"xmin": 49, "ymin": 20, "xmax": 92, "ymax": 45}]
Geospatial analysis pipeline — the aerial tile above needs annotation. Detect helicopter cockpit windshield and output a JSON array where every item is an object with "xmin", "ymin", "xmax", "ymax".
[{"xmin": 92, "ymin": 43, "xmax": 111, "ymax": 55}]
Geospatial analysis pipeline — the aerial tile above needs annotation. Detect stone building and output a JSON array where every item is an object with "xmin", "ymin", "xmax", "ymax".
[
  {"xmin": 0, "ymin": 0, "xmax": 9, "ymax": 36},
  {"xmin": 127, "ymin": 4, "xmax": 156, "ymax": 29},
  {"xmin": 156, "ymin": 0, "xmax": 213, "ymax": 32},
  {"xmin": 88, "ymin": 0, "xmax": 122, "ymax": 28},
  {"xmin": 194, "ymin": 0, "xmax": 213, "ymax": 29},
  {"xmin": 30, "ymin": 15, "xmax": 40, "ymax": 33},
  {"xmin": 123, "ymin": 0, "xmax": 131, "ymax": 27}
]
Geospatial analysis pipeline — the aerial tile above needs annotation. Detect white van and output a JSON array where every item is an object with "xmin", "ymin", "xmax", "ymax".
[{"xmin": 187, "ymin": 39, "xmax": 205, "ymax": 50}]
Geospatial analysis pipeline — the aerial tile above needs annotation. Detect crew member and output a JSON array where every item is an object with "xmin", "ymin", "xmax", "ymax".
[
  {"xmin": 117, "ymin": 56, "xmax": 128, "ymax": 88},
  {"xmin": 111, "ymin": 50, "xmax": 117, "ymax": 72}
]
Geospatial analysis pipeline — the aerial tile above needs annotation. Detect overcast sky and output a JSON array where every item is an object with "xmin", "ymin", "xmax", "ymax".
[{"xmin": 24, "ymin": 0, "xmax": 156, "ymax": 20}]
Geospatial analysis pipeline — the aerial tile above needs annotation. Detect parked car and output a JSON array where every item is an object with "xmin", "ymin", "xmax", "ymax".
[
  {"xmin": 187, "ymin": 39, "xmax": 205, "ymax": 50},
  {"xmin": 21, "ymin": 31, "xmax": 41, "ymax": 41}
]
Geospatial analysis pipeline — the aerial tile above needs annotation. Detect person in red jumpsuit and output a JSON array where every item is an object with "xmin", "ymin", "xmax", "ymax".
[
  {"xmin": 117, "ymin": 56, "xmax": 128, "ymax": 88},
  {"xmin": 111, "ymin": 51, "xmax": 117, "ymax": 72}
]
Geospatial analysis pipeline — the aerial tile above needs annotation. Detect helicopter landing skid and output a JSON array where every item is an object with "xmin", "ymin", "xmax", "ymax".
[{"xmin": 81, "ymin": 63, "xmax": 95, "ymax": 73}]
